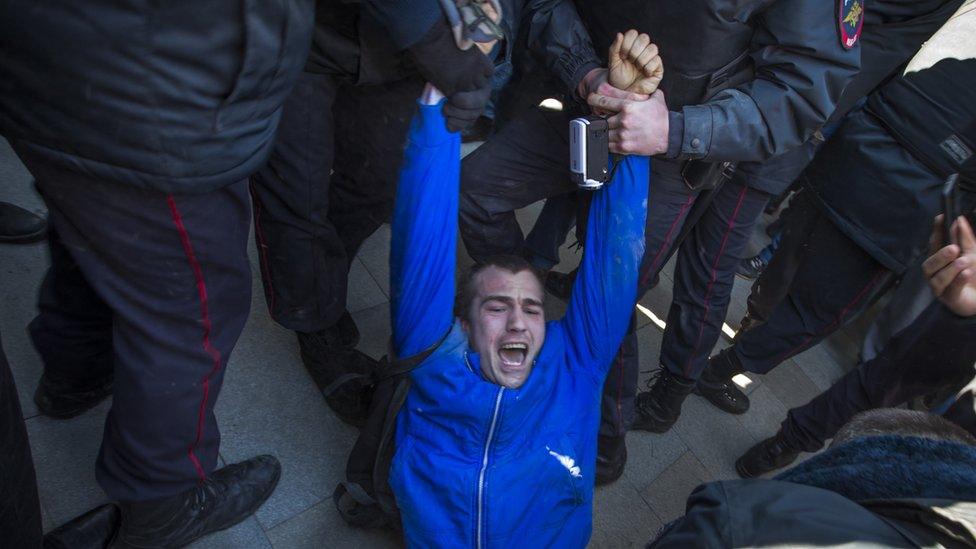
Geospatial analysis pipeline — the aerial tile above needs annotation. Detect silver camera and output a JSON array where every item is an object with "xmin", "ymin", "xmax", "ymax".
[{"xmin": 569, "ymin": 116, "xmax": 610, "ymax": 190}]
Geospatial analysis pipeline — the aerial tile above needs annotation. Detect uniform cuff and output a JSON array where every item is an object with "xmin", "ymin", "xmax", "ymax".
[
  {"xmin": 665, "ymin": 111, "xmax": 684, "ymax": 159},
  {"xmin": 676, "ymin": 104, "xmax": 713, "ymax": 159}
]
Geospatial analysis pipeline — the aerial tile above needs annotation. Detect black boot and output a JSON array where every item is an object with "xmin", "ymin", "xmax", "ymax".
[
  {"xmin": 44, "ymin": 504, "xmax": 120, "ymax": 549},
  {"xmin": 112, "ymin": 455, "xmax": 281, "ymax": 548},
  {"xmin": 297, "ymin": 319, "xmax": 378, "ymax": 427},
  {"xmin": 735, "ymin": 430, "xmax": 800, "ymax": 478},
  {"xmin": 633, "ymin": 368, "xmax": 696, "ymax": 433},
  {"xmin": 595, "ymin": 434, "xmax": 627, "ymax": 486},
  {"xmin": 0, "ymin": 201, "xmax": 47, "ymax": 243},
  {"xmin": 695, "ymin": 349, "xmax": 750, "ymax": 415},
  {"xmin": 34, "ymin": 372, "xmax": 114, "ymax": 419}
]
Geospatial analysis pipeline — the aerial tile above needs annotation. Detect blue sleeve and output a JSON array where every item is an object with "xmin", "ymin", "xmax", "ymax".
[
  {"xmin": 390, "ymin": 101, "xmax": 460, "ymax": 358},
  {"xmin": 559, "ymin": 156, "xmax": 648, "ymax": 374}
]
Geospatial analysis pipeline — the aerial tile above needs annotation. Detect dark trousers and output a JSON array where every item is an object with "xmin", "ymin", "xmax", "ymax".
[
  {"xmin": 459, "ymin": 105, "xmax": 710, "ymax": 438},
  {"xmin": 782, "ymin": 302, "xmax": 976, "ymax": 451},
  {"xmin": 732, "ymin": 192, "xmax": 895, "ymax": 374},
  {"xmin": 1, "ymin": 329, "xmax": 43, "ymax": 546},
  {"xmin": 18, "ymin": 149, "xmax": 252, "ymax": 502},
  {"xmin": 659, "ymin": 178, "xmax": 771, "ymax": 380},
  {"xmin": 249, "ymin": 71, "xmax": 423, "ymax": 333}
]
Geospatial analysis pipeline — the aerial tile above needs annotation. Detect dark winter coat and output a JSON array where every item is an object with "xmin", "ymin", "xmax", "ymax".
[{"xmin": 0, "ymin": 1, "xmax": 316, "ymax": 194}]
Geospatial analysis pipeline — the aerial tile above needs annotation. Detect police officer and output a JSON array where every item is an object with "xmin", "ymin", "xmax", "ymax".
[
  {"xmin": 706, "ymin": 3, "xmax": 976, "ymax": 470},
  {"xmin": 622, "ymin": 0, "xmax": 966, "ymax": 436},
  {"xmin": 0, "ymin": 0, "xmax": 455, "ymax": 545},
  {"xmin": 460, "ymin": 0, "xmax": 862, "ymax": 482}
]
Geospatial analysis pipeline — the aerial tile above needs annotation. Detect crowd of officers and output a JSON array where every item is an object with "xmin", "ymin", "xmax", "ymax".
[{"xmin": 1, "ymin": 0, "xmax": 975, "ymax": 546}]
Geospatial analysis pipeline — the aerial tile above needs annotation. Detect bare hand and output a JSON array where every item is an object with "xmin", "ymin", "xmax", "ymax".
[
  {"xmin": 924, "ymin": 214, "xmax": 976, "ymax": 317},
  {"xmin": 588, "ymin": 85, "xmax": 669, "ymax": 156},
  {"xmin": 608, "ymin": 30, "xmax": 664, "ymax": 95}
]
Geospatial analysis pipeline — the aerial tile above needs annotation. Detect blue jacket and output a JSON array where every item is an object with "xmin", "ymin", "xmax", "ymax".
[{"xmin": 388, "ymin": 101, "xmax": 648, "ymax": 548}]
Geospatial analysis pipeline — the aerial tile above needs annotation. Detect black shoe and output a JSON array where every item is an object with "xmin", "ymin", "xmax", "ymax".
[
  {"xmin": 0, "ymin": 201, "xmax": 47, "ymax": 243},
  {"xmin": 695, "ymin": 350, "xmax": 750, "ymax": 415},
  {"xmin": 595, "ymin": 435, "xmax": 627, "ymax": 486},
  {"xmin": 544, "ymin": 269, "xmax": 577, "ymax": 301},
  {"xmin": 736, "ymin": 254, "xmax": 767, "ymax": 280},
  {"xmin": 297, "ymin": 330, "xmax": 378, "ymax": 427},
  {"xmin": 44, "ymin": 504, "xmax": 121, "ymax": 549},
  {"xmin": 633, "ymin": 368, "xmax": 696, "ymax": 433},
  {"xmin": 735, "ymin": 431, "xmax": 800, "ymax": 478},
  {"xmin": 113, "ymin": 455, "xmax": 281, "ymax": 549},
  {"xmin": 35, "ymin": 373, "xmax": 114, "ymax": 419}
]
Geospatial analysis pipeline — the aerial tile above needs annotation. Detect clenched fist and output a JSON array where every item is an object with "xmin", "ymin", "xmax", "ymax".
[{"xmin": 608, "ymin": 30, "xmax": 664, "ymax": 95}]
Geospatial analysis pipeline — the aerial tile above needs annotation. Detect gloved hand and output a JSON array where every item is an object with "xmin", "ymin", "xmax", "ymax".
[{"xmin": 407, "ymin": 18, "xmax": 494, "ymax": 132}]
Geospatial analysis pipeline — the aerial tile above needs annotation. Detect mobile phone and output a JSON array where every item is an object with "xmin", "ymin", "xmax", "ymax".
[
  {"xmin": 569, "ymin": 116, "xmax": 610, "ymax": 190},
  {"xmin": 943, "ymin": 173, "xmax": 960, "ymax": 245}
]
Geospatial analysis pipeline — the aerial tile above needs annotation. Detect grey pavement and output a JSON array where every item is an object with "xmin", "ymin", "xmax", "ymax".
[{"xmin": 1, "ymin": 136, "xmax": 862, "ymax": 547}]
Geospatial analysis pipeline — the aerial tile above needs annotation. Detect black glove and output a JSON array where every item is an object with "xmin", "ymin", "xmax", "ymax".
[{"xmin": 407, "ymin": 18, "xmax": 494, "ymax": 132}]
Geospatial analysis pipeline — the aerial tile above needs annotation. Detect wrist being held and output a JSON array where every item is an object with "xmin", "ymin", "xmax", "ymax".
[{"xmin": 588, "ymin": 87, "xmax": 670, "ymax": 156}]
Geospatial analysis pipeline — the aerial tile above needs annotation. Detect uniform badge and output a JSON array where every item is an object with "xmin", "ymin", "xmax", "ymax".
[{"xmin": 837, "ymin": 0, "xmax": 864, "ymax": 49}]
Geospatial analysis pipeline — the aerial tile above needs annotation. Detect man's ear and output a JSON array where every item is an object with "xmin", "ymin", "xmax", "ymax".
[{"xmin": 460, "ymin": 318, "xmax": 470, "ymax": 333}]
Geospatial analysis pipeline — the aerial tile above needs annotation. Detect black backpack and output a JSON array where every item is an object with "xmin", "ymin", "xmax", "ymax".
[{"xmin": 332, "ymin": 334, "xmax": 447, "ymax": 529}]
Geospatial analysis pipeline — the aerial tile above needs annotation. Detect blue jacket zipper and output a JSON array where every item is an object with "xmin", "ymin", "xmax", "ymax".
[{"xmin": 477, "ymin": 387, "xmax": 505, "ymax": 549}]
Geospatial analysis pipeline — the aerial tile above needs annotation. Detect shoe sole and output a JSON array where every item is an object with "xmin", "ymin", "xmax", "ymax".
[
  {"xmin": 734, "ymin": 459, "xmax": 759, "ymax": 479},
  {"xmin": 692, "ymin": 387, "xmax": 750, "ymax": 415},
  {"xmin": 0, "ymin": 227, "xmax": 47, "ymax": 244}
]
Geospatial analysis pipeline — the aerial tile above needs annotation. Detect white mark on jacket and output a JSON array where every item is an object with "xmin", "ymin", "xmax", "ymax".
[{"xmin": 546, "ymin": 446, "xmax": 582, "ymax": 478}]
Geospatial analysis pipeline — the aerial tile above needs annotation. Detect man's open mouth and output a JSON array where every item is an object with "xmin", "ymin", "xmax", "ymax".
[{"xmin": 498, "ymin": 342, "xmax": 528, "ymax": 368}]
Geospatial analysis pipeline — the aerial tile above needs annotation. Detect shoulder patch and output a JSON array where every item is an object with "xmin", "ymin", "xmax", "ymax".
[{"xmin": 837, "ymin": 0, "xmax": 865, "ymax": 50}]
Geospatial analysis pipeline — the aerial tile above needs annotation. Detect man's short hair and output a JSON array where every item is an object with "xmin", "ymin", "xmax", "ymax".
[
  {"xmin": 831, "ymin": 408, "xmax": 976, "ymax": 448},
  {"xmin": 455, "ymin": 255, "xmax": 544, "ymax": 320}
]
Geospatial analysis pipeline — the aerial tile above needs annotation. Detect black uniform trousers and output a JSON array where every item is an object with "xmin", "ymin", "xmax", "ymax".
[
  {"xmin": 249, "ymin": 71, "xmax": 423, "ymax": 334},
  {"xmin": 731, "ymin": 191, "xmax": 895, "ymax": 375},
  {"xmin": 0, "ymin": 328, "xmax": 43, "ymax": 545},
  {"xmin": 459, "ymin": 105, "xmax": 772, "ymax": 437},
  {"xmin": 781, "ymin": 301, "xmax": 976, "ymax": 451},
  {"xmin": 18, "ymin": 148, "xmax": 252, "ymax": 503}
]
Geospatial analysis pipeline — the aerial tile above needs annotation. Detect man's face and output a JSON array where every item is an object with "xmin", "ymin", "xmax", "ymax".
[{"xmin": 462, "ymin": 267, "xmax": 546, "ymax": 389}]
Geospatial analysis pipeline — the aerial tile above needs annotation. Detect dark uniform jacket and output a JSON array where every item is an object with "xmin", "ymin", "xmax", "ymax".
[
  {"xmin": 650, "ymin": 435, "xmax": 976, "ymax": 547},
  {"xmin": 573, "ymin": 0, "xmax": 860, "ymax": 165},
  {"xmin": 309, "ymin": 0, "xmax": 600, "ymax": 97},
  {"xmin": 808, "ymin": 56, "xmax": 976, "ymax": 273},
  {"xmin": 736, "ymin": 0, "xmax": 963, "ymax": 195},
  {"xmin": 0, "ymin": 1, "xmax": 315, "ymax": 194}
]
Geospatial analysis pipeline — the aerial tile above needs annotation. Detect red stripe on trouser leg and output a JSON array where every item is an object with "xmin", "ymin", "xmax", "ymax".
[
  {"xmin": 640, "ymin": 195, "xmax": 695, "ymax": 289},
  {"xmin": 769, "ymin": 269, "xmax": 887, "ymax": 367},
  {"xmin": 167, "ymin": 195, "xmax": 223, "ymax": 481},
  {"xmin": 683, "ymin": 185, "xmax": 749, "ymax": 377}
]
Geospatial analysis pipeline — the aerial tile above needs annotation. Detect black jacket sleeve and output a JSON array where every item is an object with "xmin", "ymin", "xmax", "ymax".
[
  {"xmin": 362, "ymin": 0, "xmax": 442, "ymax": 49},
  {"xmin": 521, "ymin": 0, "xmax": 602, "ymax": 98},
  {"xmin": 668, "ymin": 0, "xmax": 861, "ymax": 162}
]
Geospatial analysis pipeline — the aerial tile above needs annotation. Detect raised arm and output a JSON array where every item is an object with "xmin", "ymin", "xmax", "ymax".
[
  {"xmin": 559, "ymin": 155, "xmax": 648, "ymax": 374},
  {"xmin": 390, "ymin": 95, "xmax": 460, "ymax": 358}
]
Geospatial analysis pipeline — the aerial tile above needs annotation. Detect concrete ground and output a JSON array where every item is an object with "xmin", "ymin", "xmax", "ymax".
[{"xmin": 1, "ymin": 136, "xmax": 864, "ymax": 547}]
